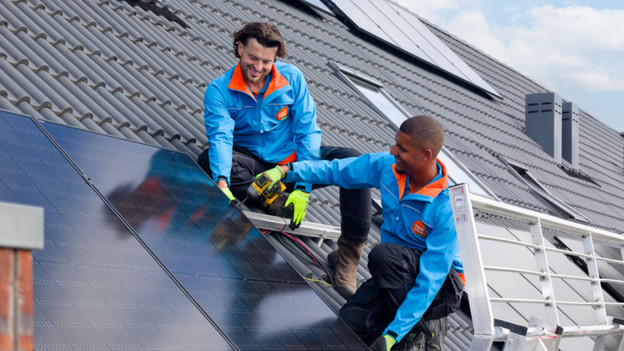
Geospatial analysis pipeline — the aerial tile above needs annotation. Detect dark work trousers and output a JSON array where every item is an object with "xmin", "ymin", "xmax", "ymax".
[
  {"xmin": 197, "ymin": 146, "xmax": 371, "ymax": 242},
  {"xmin": 339, "ymin": 243, "xmax": 447, "ymax": 349}
]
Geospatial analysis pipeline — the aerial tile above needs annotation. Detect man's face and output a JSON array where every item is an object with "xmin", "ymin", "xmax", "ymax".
[
  {"xmin": 390, "ymin": 131, "xmax": 426, "ymax": 175},
  {"xmin": 237, "ymin": 38, "xmax": 278, "ymax": 87}
]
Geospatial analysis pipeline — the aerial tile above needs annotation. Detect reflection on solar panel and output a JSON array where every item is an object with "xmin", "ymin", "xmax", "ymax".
[
  {"xmin": 0, "ymin": 111, "xmax": 233, "ymax": 350},
  {"xmin": 325, "ymin": 0, "xmax": 501, "ymax": 98},
  {"xmin": 43, "ymin": 122, "xmax": 367, "ymax": 350}
]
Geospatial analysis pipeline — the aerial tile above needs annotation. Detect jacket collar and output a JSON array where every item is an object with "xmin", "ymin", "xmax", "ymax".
[
  {"xmin": 228, "ymin": 63, "xmax": 289, "ymax": 100},
  {"xmin": 392, "ymin": 159, "xmax": 449, "ymax": 200}
]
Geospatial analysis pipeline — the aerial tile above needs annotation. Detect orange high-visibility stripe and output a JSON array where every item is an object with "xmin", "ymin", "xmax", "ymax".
[
  {"xmin": 457, "ymin": 272, "xmax": 466, "ymax": 285},
  {"xmin": 391, "ymin": 164, "xmax": 408, "ymax": 198},
  {"xmin": 264, "ymin": 64, "xmax": 289, "ymax": 98},
  {"xmin": 415, "ymin": 160, "xmax": 448, "ymax": 198},
  {"xmin": 228, "ymin": 63, "xmax": 289, "ymax": 99},
  {"xmin": 391, "ymin": 159, "xmax": 449, "ymax": 198},
  {"xmin": 277, "ymin": 151, "xmax": 297, "ymax": 165},
  {"xmin": 228, "ymin": 63, "xmax": 254, "ymax": 98}
]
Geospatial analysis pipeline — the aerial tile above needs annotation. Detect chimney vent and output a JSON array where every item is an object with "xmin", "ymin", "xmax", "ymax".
[
  {"xmin": 525, "ymin": 93, "xmax": 562, "ymax": 163},
  {"xmin": 562, "ymin": 102, "xmax": 580, "ymax": 168}
]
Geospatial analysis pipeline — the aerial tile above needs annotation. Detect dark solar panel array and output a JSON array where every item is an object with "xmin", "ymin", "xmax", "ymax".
[
  {"xmin": 0, "ymin": 111, "xmax": 233, "ymax": 350},
  {"xmin": 42, "ymin": 121, "xmax": 367, "ymax": 350},
  {"xmin": 325, "ymin": 0, "xmax": 501, "ymax": 98}
]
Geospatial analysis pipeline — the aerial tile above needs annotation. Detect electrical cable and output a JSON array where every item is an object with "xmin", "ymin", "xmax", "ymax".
[{"xmin": 263, "ymin": 230, "xmax": 335, "ymax": 286}]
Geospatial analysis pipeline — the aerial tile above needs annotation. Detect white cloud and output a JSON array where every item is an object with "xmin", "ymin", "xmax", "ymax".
[
  {"xmin": 511, "ymin": 6, "xmax": 624, "ymax": 93},
  {"xmin": 397, "ymin": 1, "xmax": 624, "ymax": 93}
]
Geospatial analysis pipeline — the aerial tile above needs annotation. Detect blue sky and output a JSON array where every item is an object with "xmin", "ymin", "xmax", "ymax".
[{"xmin": 395, "ymin": 0, "xmax": 624, "ymax": 132}]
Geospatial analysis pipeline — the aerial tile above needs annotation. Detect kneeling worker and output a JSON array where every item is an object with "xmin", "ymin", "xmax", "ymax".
[
  {"xmin": 256, "ymin": 115, "xmax": 464, "ymax": 350},
  {"xmin": 198, "ymin": 21, "xmax": 371, "ymax": 298}
]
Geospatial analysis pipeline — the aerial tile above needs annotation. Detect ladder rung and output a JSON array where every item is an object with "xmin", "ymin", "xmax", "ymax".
[
  {"xmin": 544, "ymin": 246, "xmax": 592, "ymax": 259},
  {"xmin": 490, "ymin": 297, "xmax": 548, "ymax": 304},
  {"xmin": 599, "ymin": 278, "xmax": 624, "ymax": 285},
  {"xmin": 484, "ymin": 265, "xmax": 543, "ymax": 277},
  {"xmin": 560, "ymin": 324, "xmax": 624, "ymax": 337},
  {"xmin": 555, "ymin": 300, "xmax": 602, "ymax": 307},
  {"xmin": 477, "ymin": 233, "xmax": 540, "ymax": 249},
  {"xmin": 243, "ymin": 210, "xmax": 340, "ymax": 241},
  {"xmin": 550, "ymin": 273, "xmax": 596, "ymax": 282},
  {"xmin": 595, "ymin": 256, "xmax": 624, "ymax": 266}
]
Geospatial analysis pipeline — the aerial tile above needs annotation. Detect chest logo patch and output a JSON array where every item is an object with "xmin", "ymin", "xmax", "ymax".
[
  {"xmin": 412, "ymin": 220, "xmax": 426, "ymax": 237},
  {"xmin": 276, "ymin": 107, "xmax": 289, "ymax": 121}
]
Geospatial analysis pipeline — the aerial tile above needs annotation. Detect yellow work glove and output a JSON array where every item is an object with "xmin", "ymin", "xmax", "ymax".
[
  {"xmin": 257, "ymin": 165, "xmax": 285, "ymax": 184},
  {"xmin": 370, "ymin": 334, "xmax": 397, "ymax": 351},
  {"xmin": 220, "ymin": 187, "xmax": 235, "ymax": 201},
  {"xmin": 285, "ymin": 190, "xmax": 309, "ymax": 230}
]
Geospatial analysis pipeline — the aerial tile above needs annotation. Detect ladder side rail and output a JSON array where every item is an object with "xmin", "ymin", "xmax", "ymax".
[
  {"xmin": 454, "ymin": 187, "xmax": 624, "ymax": 350},
  {"xmin": 530, "ymin": 219, "xmax": 560, "ymax": 325},
  {"xmin": 583, "ymin": 233, "xmax": 608, "ymax": 325},
  {"xmin": 449, "ymin": 184, "xmax": 496, "ymax": 351}
]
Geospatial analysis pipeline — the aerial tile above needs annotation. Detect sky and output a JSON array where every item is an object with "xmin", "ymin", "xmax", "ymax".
[{"xmin": 394, "ymin": 0, "xmax": 624, "ymax": 132}]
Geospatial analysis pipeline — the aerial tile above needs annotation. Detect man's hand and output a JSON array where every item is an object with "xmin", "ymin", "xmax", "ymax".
[
  {"xmin": 369, "ymin": 334, "xmax": 397, "ymax": 351},
  {"xmin": 215, "ymin": 179, "xmax": 235, "ymax": 201},
  {"xmin": 285, "ymin": 190, "xmax": 309, "ymax": 229},
  {"xmin": 220, "ymin": 187, "xmax": 235, "ymax": 201},
  {"xmin": 256, "ymin": 165, "xmax": 286, "ymax": 188}
]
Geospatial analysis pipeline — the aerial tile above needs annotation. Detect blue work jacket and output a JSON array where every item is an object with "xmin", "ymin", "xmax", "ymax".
[
  {"xmin": 204, "ymin": 61, "xmax": 321, "ymax": 191},
  {"xmin": 284, "ymin": 152, "xmax": 463, "ymax": 342}
]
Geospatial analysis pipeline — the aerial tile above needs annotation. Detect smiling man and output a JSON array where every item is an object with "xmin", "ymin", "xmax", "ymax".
[
  {"xmin": 256, "ymin": 115, "xmax": 464, "ymax": 350},
  {"xmin": 198, "ymin": 22, "xmax": 372, "ymax": 299}
]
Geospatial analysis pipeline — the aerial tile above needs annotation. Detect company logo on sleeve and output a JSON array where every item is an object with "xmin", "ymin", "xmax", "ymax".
[
  {"xmin": 412, "ymin": 220, "xmax": 426, "ymax": 237},
  {"xmin": 276, "ymin": 107, "xmax": 289, "ymax": 121}
]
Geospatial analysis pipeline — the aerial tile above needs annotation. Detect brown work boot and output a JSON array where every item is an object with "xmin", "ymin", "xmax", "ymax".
[{"xmin": 328, "ymin": 236, "xmax": 365, "ymax": 299}]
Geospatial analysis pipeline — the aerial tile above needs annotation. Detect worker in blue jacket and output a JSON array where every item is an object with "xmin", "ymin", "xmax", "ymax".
[
  {"xmin": 256, "ymin": 115, "xmax": 464, "ymax": 350},
  {"xmin": 197, "ymin": 22, "xmax": 371, "ymax": 298}
]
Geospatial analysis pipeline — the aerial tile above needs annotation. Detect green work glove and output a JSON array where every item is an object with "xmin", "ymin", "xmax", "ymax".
[
  {"xmin": 369, "ymin": 334, "xmax": 397, "ymax": 351},
  {"xmin": 220, "ymin": 187, "xmax": 235, "ymax": 201},
  {"xmin": 285, "ymin": 190, "xmax": 309, "ymax": 229},
  {"xmin": 257, "ymin": 165, "xmax": 285, "ymax": 188}
]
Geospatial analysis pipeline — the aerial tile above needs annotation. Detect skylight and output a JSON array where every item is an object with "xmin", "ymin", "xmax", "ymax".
[{"xmin": 502, "ymin": 157, "xmax": 591, "ymax": 223}]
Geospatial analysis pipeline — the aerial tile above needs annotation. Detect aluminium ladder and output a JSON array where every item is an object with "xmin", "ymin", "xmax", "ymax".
[{"xmin": 450, "ymin": 183, "xmax": 624, "ymax": 351}]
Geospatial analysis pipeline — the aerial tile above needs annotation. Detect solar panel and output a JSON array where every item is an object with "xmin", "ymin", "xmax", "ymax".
[
  {"xmin": 325, "ymin": 0, "xmax": 502, "ymax": 98},
  {"xmin": 42, "ymin": 122, "xmax": 367, "ymax": 350},
  {"xmin": 0, "ymin": 111, "xmax": 233, "ymax": 350}
]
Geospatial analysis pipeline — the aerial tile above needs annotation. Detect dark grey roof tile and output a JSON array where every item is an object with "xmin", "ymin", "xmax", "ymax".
[
  {"xmin": 32, "ymin": 106, "xmax": 63, "ymax": 123},
  {"xmin": 117, "ymin": 124, "xmax": 143, "ymax": 141},
  {"xmin": 185, "ymin": 141, "xmax": 203, "ymax": 156},
  {"xmin": 97, "ymin": 120, "xmax": 126, "ymax": 139},
  {"xmin": 135, "ymin": 128, "xmax": 159, "ymax": 146},
  {"xmin": 35, "ymin": 71, "xmax": 93, "ymax": 120},
  {"xmin": 12, "ymin": 101, "xmax": 43, "ymax": 121},
  {"xmin": 94, "ymin": 88, "xmax": 158, "ymax": 132},
  {"xmin": 78, "ymin": 116, "xmax": 110, "ymax": 134}
]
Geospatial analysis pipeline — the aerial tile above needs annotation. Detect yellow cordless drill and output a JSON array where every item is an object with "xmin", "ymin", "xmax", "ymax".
[{"xmin": 246, "ymin": 173, "xmax": 287, "ymax": 206}]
